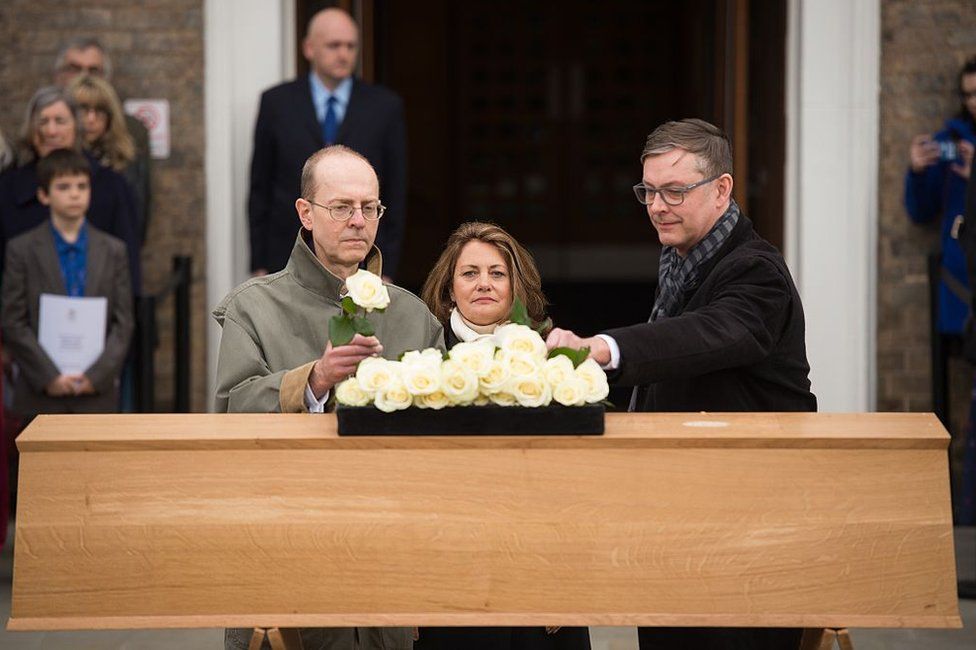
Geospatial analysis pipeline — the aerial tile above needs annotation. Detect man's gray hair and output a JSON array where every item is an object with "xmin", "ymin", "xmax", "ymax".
[
  {"xmin": 54, "ymin": 36, "xmax": 112, "ymax": 79},
  {"xmin": 641, "ymin": 118, "xmax": 733, "ymax": 178},
  {"xmin": 17, "ymin": 86, "xmax": 83, "ymax": 166}
]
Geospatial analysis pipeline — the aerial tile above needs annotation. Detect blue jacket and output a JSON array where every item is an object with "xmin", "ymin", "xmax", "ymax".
[
  {"xmin": 0, "ymin": 152, "xmax": 141, "ymax": 294},
  {"xmin": 904, "ymin": 116, "xmax": 976, "ymax": 334}
]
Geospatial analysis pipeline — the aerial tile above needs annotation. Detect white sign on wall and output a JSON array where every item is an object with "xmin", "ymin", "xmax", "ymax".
[{"xmin": 123, "ymin": 99, "xmax": 170, "ymax": 159}]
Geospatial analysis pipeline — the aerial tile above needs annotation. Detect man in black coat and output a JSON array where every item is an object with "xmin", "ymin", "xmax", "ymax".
[
  {"xmin": 546, "ymin": 118, "xmax": 816, "ymax": 649},
  {"xmin": 248, "ymin": 7, "xmax": 407, "ymax": 278}
]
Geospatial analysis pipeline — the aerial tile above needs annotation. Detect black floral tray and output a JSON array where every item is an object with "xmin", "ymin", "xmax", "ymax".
[{"xmin": 336, "ymin": 404, "xmax": 605, "ymax": 436}]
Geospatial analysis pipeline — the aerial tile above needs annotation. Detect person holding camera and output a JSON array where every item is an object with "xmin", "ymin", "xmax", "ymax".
[{"xmin": 905, "ymin": 55, "xmax": 976, "ymax": 335}]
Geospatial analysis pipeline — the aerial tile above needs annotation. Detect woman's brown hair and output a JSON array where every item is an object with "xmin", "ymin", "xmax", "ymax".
[
  {"xmin": 68, "ymin": 75, "xmax": 135, "ymax": 172},
  {"xmin": 422, "ymin": 221, "xmax": 548, "ymax": 329}
]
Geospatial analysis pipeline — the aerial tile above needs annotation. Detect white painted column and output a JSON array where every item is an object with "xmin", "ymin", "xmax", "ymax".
[
  {"xmin": 204, "ymin": 0, "xmax": 295, "ymax": 410},
  {"xmin": 785, "ymin": 0, "xmax": 880, "ymax": 412}
]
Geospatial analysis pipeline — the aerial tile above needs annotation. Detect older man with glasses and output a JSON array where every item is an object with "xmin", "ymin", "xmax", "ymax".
[
  {"xmin": 214, "ymin": 145, "xmax": 443, "ymax": 650},
  {"xmin": 547, "ymin": 118, "xmax": 817, "ymax": 648}
]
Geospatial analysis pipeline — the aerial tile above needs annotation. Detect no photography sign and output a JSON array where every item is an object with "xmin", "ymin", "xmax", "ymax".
[{"xmin": 124, "ymin": 99, "xmax": 170, "ymax": 159}]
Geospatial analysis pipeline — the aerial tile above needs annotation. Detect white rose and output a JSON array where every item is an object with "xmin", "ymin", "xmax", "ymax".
[
  {"xmin": 576, "ymin": 358, "xmax": 610, "ymax": 403},
  {"xmin": 335, "ymin": 377, "xmax": 371, "ymax": 406},
  {"xmin": 543, "ymin": 355, "xmax": 575, "ymax": 389},
  {"xmin": 401, "ymin": 348, "xmax": 444, "ymax": 368},
  {"xmin": 415, "ymin": 389, "xmax": 452, "ymax": 410},
  {"xmin": 495, "ymin": 323, "xmax": 547, "ymax": 360},
  {"xmin": 344, "ymin": 269, "xmax": 390, "ymax": 312},
  {"xmin": 374, "ymin": 378, "xmax": 412, "ymax": 412},
  {"xmin": 473, "ymin": 393, "xmax": 491, "ymax": 406},
  {"xmin": 488, "ymin": 390, "xmax": 517, "ymax": 407},
  {"xmin": 440, "ymin": 360, "xmax": 480, "ymax": 405},
  {"xmin": 401, "ymin": 352, "xmax": 442, "ymax": 395},
  {"xmin": 552, "ymin": 374, "xmax": 588, "ymax": 407},
  {"xmin": 501, "ymin": 350, "xmax": 542, "ymax": 379},
  {"xmin": 478, "ymin": 357, "xmax": 510, "ymax": 394},
  {"xmin": 356, "ymin": 357, "xmax": 399, "ymax": 394},
  {"xmin": 448, "ymin": 340, "xmax": 496, "ymax": 377},
  {"xmin": 508, "ymin": 373, "xmax": 552, "ymax": 407}
]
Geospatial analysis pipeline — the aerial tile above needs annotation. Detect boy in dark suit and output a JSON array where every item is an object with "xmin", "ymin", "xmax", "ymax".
[{"xmin": 1, "ymin": 148, "xmax": 133, "ymax": 414}]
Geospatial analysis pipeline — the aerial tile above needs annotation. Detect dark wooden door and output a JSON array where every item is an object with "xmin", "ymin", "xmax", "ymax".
[{"xmin": 297, "ymin": 0, "xmax": 785, "ymax": 291}]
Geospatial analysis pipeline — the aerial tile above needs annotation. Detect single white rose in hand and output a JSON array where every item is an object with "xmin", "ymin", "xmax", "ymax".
[
  {"xmin": 335, "ymin": 377, "xmax": 371, "ymax": 406},
  {"xmin": 345, "ymin": 269, "xmax": 390, "ymax": 312},
  {"xmin": 495, "ymin": 323, "xmax": 547, "ymax": 360},
  {"xmin": 576, "ymin": 358, "xmax": 610, "ymax": 403}
]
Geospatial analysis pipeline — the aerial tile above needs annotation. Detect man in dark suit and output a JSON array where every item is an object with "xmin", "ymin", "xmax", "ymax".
[
  {"xmin": 248, "ymin": 7, "xmax": 407, "ymax": 279},
  {"xmin": 545, "ymin": 119, "xmax": 816, "ymax": 649}
]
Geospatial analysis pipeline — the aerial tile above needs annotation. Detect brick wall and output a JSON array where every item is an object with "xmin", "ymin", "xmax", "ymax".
[
  {"xmin": 878, "ymin": 0, "xmax": 976, "ymax": 436},
  {"xmin": 0, "ymin": 0, "xmax": 207, "ymax": 412}
]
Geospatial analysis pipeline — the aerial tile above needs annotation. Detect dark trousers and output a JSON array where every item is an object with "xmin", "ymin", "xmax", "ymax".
[{"xmin": 415, "ymin": 627, "xmax": 590, "ymax": 650}]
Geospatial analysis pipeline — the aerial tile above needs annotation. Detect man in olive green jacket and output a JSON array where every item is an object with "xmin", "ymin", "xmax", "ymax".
[{"xmin": 214, "ymin": 145, "xmax": 443, "ymax": 649}]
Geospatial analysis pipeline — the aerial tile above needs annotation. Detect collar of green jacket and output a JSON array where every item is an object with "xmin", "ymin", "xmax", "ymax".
[
  {"xmin": 287, "ymin": 229, "xmax": 384, "ymax": 301},
  {"xmin": 211, "ymin": 229, "xmax": 384, "ymax": 325}
]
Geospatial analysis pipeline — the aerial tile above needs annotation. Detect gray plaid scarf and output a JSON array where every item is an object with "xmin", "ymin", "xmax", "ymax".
[{"xmin": 651, "ymin": 200, "xmax": 740, "ymax": 321}]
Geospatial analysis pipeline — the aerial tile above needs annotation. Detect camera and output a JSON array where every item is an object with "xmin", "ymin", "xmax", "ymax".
[{"xmin": 938, "ymin": 140, "xmax": 960, "ymax": 163}]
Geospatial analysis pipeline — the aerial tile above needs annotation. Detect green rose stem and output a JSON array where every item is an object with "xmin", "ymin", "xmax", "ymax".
[{"xmin": 330, "ymin": 296, "xmax": 383, "ymax": 347}]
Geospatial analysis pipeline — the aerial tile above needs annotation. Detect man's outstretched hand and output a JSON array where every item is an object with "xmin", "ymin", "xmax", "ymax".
[
  {"xmin": 545, "ymin": 328, "xmax": 611, "ymax": 366},
  {"xmin": 308, "ymin": 334, "xmax": 383, "ymax": 399}
]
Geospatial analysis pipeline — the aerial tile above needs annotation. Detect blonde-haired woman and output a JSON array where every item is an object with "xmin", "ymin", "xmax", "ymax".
[{"xmin": 68, "ymin": 75, "xmax": 150, "ymax": 242}]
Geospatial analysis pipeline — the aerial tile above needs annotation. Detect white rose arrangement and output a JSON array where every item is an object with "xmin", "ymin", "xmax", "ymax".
[
  {"xmin": 335, "ymin": 300, "xmax": 609, "ymax": 412},
  {"xmin": 329, "ymin": 269, "xmax": 391, "ymax": 346}
]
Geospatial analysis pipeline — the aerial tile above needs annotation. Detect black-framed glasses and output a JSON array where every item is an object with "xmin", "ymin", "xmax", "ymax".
[
  {"xmin": 309, "ymin": 201, "xmax": 385, "ymax": 221},
  {"xmin": 633, "ymin": 174, "xmax": 722, "ymax": 207}
]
